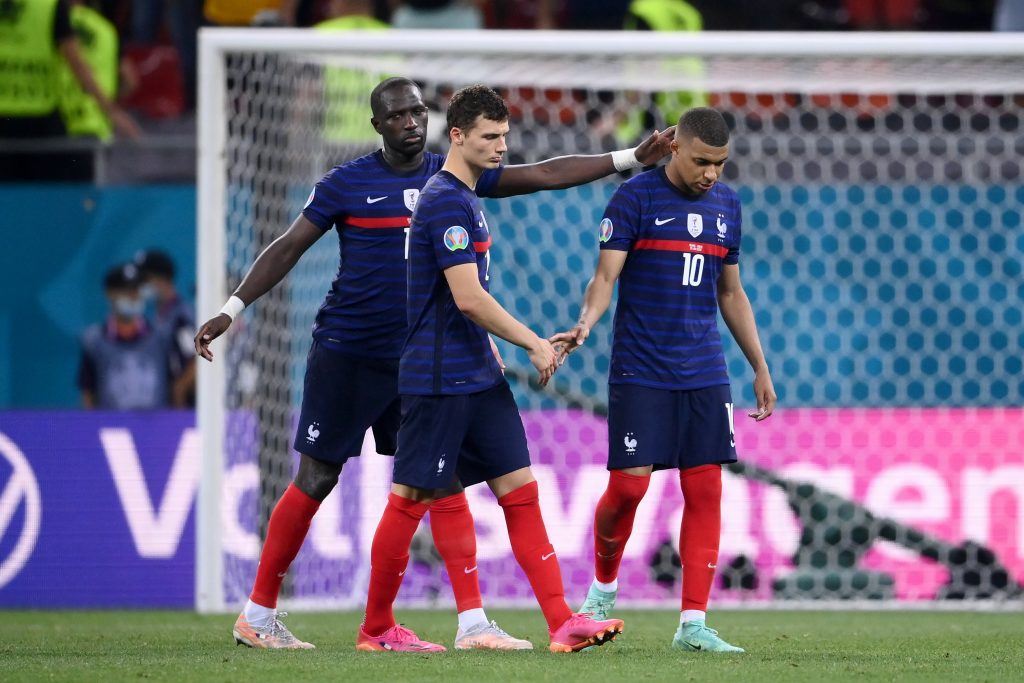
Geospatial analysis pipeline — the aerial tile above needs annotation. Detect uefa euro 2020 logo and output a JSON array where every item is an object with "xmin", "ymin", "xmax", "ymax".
[
  {"xmin": 600, "ymin": 218, "xmax": 614, "ymax": 243},
  {"xmin": 443, "ymin": 226, "xmax": 470, "ymax": 251}
]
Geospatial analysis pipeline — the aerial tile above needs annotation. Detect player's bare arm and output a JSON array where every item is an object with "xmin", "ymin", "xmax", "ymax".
[
  {"xmin": 445, "ymin": 262, "xmax": 558, "ymax": 386},
  {"xmin": 716, "ymin": 263, "xmax": 776, "ymax": 421},
  {"xmin": 194, "ymin": 215, "xmax": 323, "ymax": 361},
  {"xmin": 550, "ymin": 249, "xmax": 628, "ymax": 360},
  {"xmin": 489, "ymin": 127, "xmax": 676, "ymax": 197}
]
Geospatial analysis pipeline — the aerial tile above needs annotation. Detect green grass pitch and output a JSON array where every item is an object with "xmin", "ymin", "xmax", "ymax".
[{"xmin": 2, "ymin": 609, "xmax": 1021, "ymax": 682}]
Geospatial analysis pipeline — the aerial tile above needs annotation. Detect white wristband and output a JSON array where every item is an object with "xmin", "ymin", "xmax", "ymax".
[
  {"xmin": 611, "ymin": 147, "xmax": 642, "ymax": 172},
  {"xmin": 218, "ymin": 295, "xmax": 245, "ymax": 321}
]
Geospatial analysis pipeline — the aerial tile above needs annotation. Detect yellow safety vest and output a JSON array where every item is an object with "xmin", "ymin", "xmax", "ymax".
[
  {"xmin": 59, "ymin": 4, "xmax": 118, "ymax": 140},
  {"xmin": 625, "ymin": 0, "xmax": 703, "ymax": 32},
  {"xmin": 0, "ymin": 0, "xmax": 61, "ymax": 116},
  {"xmin": 619, "ymin": 0, "xmax": 707, "ymax": 140},
  {"xmin": 314, "ymin": 16, "xmax": 391, "ymax": 145}
]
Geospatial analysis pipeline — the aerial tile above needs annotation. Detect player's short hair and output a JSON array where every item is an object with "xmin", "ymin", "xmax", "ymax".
[
  {"xmin": 446, "ymin": 84, "xmax": 508, "ymax": 134},
  {"xmin": 369, "ymin": 77, "xmax": 420, "ymax": 117},
  {"xmin": 677, "ymin": 107, "xmax": 730, "ymax": 147}
]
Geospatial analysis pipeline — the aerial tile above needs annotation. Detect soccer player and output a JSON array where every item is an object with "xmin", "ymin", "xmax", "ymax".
[
  {"xmin": 195, "ymin": 77, "xmax": 672, "ymax": 650},
  {"xmin": 554, "ymin": 107, "xmax": 776, "ymax": 653},
  {"xmin": 356, "ymin": 84, "xmax": 625, "ymax": 655}
]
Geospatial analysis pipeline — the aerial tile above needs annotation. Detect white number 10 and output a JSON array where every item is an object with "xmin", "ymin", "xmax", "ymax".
[{"xmin": 681, "ymin": 252, "xmax": 705, "ymax": 286}]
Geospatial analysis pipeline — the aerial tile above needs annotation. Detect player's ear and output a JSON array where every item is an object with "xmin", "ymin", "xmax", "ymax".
[
  {"xmin": 450, "ymin": 126, "xmax": 463, "ymax": 145},
  {"xmin": 670, "ymin": 138, "xmax": 679, "ymax": 155},
  {"xmin": 370, "ymin": 117, "xmax": 382, "ymax": 134}
]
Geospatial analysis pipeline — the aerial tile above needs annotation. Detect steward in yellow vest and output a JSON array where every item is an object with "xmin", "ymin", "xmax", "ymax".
[
  {"xmin": 0, "ymin": 0, "xmax": 63, "ymax": 118},
  {"xmin": 314, "ymin": 6, "xmax": 390, "ymax": 146},
  {"xmin": 59, "ymin": 2, "xmax": 118, "ymax": 140},
  {"xmin": 619, "ymin": 0, "xmax": 707, "ymax": 142}
]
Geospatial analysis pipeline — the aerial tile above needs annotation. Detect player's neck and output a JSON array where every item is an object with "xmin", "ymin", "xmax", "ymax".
[
  {"xmin": 380, "ymin": 146, "xmax": 424, "ymax": 173},
  {"xmin": 441, "ymin": 150, "xmax": 481, "ymax": 190},
  {"xmin": 664, "ymin": 165, "xmax": 699, "ymax": 198}
]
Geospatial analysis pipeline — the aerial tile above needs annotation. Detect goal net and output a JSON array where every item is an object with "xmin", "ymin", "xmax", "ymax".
[{"xmin": 196, "ymin": 30, "xmax": 1024, "ymax": 612}]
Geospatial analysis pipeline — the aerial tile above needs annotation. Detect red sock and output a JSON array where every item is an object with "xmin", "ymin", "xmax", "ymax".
[
  {"xmin": 679, "ymin": 464, "xmax": 722, "ymax": 612},
  {"xmin": 429, "ymin": 492, "xmax": 482, "ymax": 613},
  {"xmin": 363, "ymin": 493, "xmax": 429, "ymax": 636},
  {"xmin": 593, "ymin": 470, "xmax": 651, "ymax": 583},
  {"xmin": 249, "ymin": 483, "xmax": 320, "ymax": 608},
  {"xmin": 498, "ymin": 481, "xmax": 573, "ymax": 632}
]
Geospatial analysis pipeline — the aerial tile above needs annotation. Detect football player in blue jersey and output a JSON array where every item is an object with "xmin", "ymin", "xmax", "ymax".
[
  {"xmin": 358, "ymin": 84, "xmax": 625, "ymax": 654},
  {"xmin": 194, "ymin": 77, "xmax": 673, "ymax": 650},
  {"xmin": 554, "ymin": 107, "xmax": 776, "ymax": 653}
]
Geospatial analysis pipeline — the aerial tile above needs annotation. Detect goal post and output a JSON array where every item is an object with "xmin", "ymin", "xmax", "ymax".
[{"xmin": 196, "ymin": 29, "xmax": 1024, "ymax": 613}]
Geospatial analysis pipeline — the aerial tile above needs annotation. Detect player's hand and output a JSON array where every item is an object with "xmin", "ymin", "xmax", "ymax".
[
  {"xmin": 194, "ymin": 314, "xmax": 232, "ymax": 362},
  {"xmin": 549, "ymin": 323, "xmax": 589, "ymax": 364},
  {"xmin": 634, "ymin": 126, "xmax": 676, "ymax": 166},
  {"xmin": 748, "ymin": 367, "xmax": 776, "ymax": 421},
  {"xmin": 528, "ymin": 337, "xmax": 559, "ymax": 387}
]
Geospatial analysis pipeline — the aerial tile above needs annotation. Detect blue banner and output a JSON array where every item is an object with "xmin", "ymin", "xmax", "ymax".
[{"xmin": 0, "ymin": 412, "xmax": 195, "ymax": 608}]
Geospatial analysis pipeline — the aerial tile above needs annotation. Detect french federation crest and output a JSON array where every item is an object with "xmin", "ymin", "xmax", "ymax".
[
  {"xmin": 599, "ymin": 217, "xmax": 614, "ymax": 243},
  {"xmin": 717, "ymin": 214, "xmax": 728, "ymax": 240},
  {"xmin": 404, "ymin": 189, "xmax": 420, "ymax": 212},
  {"xmin": 443, "ymin": 226, "xmax": 470, "ymax": 251},
  {"xmin": 687, "ymin": 213, "xmax": 703, "ymax": 238}
]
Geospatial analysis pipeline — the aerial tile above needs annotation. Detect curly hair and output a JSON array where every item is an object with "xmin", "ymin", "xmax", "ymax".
[{"xmin": 446, "ymin": 84, "xmax": 509, "ymax": 134}]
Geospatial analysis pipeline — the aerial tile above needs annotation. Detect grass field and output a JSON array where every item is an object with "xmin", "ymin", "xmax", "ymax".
[{"xmin": 2, "ymin": 609, "xmax": 1021, "ymax": 682}]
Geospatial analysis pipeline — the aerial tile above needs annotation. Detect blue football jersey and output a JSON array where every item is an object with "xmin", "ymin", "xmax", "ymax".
[
  {"xmin": 301, "ymin": 150, "xmax": 501, "ymax": 358},
  {"xmin": 400, "ymin": 171, "xmax": 504, "ymax": 395},
  {"xmin": 600, "ymin": 167, "xmax": 742, "ymax": 390}
]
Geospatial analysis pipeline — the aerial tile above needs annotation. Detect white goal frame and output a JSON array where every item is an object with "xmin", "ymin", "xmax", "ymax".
[{"xmin": 195, "ymin": 29, "xmax": 1024, "ymax": 613}]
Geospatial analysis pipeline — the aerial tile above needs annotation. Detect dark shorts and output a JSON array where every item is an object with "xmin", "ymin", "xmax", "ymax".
[
  {"xmin": 607, "ymin": 383, "xmax": 738, "ymax": 471},
  {"xmin": 392, "ymin": 381, "xmax": 531, "ymax": 490},
  {"xmin": 292, "ymin": 342, "xmax": 400, "ymax": 465}
]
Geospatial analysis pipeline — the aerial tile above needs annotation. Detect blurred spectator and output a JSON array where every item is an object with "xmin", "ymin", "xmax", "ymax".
[
  {"xmin": 624, "ymin": 0, "xmax": 702, "ymax": 30},
  {"xmin": 315, "ymin": 1, "xmax": 391, "ymax": 146},
  {"xmin": 78, "ymin": 263, "xmax": 175, "ymax": 410},
  {"xmin": 619, "ymin": 0, "xmax": 706, "ymax": 139},
  {"xmin": 0, "ymin": 0, "xmax": 141, "ymax": 182},
  {"xmin": 135, "ymin": 249, "xmax": 196, "ymax": 407},
  {"xmin": 389, "ymin": 0, "xmax": 482, "ymax": 29},
  {"xmin": 59, "ymin": 0, "xmax": 123, "ymax": 142},
  {"xmin": 203, "ymin": 0, "xmax": 297, "ymax": 25},
  {"xmin": 994, "ymin": 0, "xmax": 1024, "ymax": 29},
  {"xmin": 130, "ymin": 0, "xmax": 199, "ymax": 108}
]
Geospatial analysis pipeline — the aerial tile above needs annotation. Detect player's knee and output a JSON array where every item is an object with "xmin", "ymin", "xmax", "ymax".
[{"xmin": 294, "ymin": 454, "xmax": 342, "ymax": 502}]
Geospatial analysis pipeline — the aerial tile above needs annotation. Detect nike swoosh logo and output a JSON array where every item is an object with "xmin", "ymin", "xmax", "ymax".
[
  {"xmin": 464, "ymin": 566, "xmax": 478, "ymax": 574},
  {"xmin": 707, "ymin": 563, "xmax": 717, "ymax": 569},
  {"xmin": 654, "ymin": 217, "xmax": 675, "ymax": 225},
  {"xmin": 398, "ymin": 570, "xmax": 405, "ymax": 576},
  {"xmin": 277, "ymin": 571, "xmax": 287, "ymax": 578},
  {"xmin": 686, "ymin": 641, "xmax": 703, "ymax": 650},
  {"xmin": 541, "ymin": 552, "xmax": 555, "ymax": 561},
  {"xmin": 366, "ymin": 196, "xmax": 387, "ymax": 204}
]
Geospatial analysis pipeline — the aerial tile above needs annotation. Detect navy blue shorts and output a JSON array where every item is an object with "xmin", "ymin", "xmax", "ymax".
[
  {"xmin": 292, "ymin": 341, "xmax": 400, "ymax": 465},
  {"xmin": 607, "ymin": 383, "xmax": 738, "ymax": 471},
  {"xmin": 392, "ymin": 381, "xmax": 531, "ymax": 490}
]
